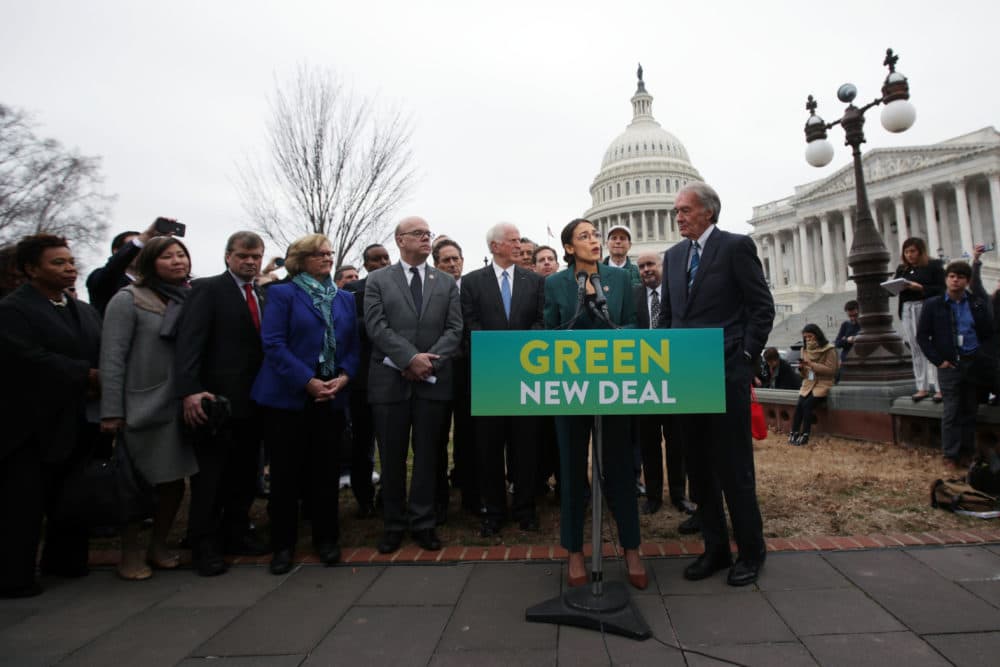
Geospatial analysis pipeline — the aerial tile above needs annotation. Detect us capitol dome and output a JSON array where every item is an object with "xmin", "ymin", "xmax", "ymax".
[{"xmin": 585, "ymin": 65, "xmax": 703, "ymax": 259}]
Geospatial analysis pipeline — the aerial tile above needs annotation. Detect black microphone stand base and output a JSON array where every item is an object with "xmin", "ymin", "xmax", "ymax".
[{"xmin": 525, "ymin": 581, "xmax": 651, "ymax": 639}]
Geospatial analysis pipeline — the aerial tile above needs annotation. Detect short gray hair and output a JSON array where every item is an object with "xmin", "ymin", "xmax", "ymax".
[
  {"xmin": 485, "ymin": 222, "xmax": 518, "ymax": 247},
  {"xmin": 679, "ymin": 182, "xmax": 721, "ymax": 223}
]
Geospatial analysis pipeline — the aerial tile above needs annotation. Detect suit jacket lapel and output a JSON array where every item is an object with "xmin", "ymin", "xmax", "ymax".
[
  {"xmin": 510, "ymin": 267, "xmax": 531, "ymax": 321},
  {"xmin": 222, "ymin": 274, "xmax": 256, "ymax": 330},
  {"xmin": 669, "ymin": 246, "xmax": 688, "ymax": 317},
  {"xmin": 392, "ymin": 263, "xmax": 419, "ymax": 317},
  {"xmin": 686, "ymin": 230, "xmax": 720, "ymax": 307}
]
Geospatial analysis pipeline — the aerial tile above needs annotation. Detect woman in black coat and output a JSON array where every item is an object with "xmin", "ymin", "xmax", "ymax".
[{"xmin": 0, "ymin": 234, "xmax": 102, "ymax": 598}]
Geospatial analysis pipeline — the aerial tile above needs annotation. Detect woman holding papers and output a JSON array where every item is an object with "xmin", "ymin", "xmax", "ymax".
[
  {"xmin": 251, "ymin": 234, "xmax": 359, "ymax": 575},
  {"xmin": 892, "ymin": 237, "xmax": 945, "ymax": 402},
  {"xmin": 543, "ymin": 218, "xmax": 647, "ymax": 590}
]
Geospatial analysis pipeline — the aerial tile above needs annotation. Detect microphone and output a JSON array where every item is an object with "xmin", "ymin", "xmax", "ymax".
[
  {"xmin": 588, "ymin": 273, "xmax": 616, "ymax": 328},
  {"xmin": 575, "ymin": 270, "xmax": 588, "ymax": 308}
]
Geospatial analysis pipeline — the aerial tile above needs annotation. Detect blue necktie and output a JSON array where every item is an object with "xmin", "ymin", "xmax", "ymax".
[
  {"xmin": 687, "ymin": 241, "xmax": 700, "ymax": 292},
  {"xmin": 501, "ymin": 270, "xmax": 512, "ymax": 319}
]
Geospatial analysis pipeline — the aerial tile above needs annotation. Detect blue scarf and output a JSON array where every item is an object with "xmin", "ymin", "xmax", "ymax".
[{"xmin": 292, "ymin": 273, "xmax": 338, "ymax": 378}]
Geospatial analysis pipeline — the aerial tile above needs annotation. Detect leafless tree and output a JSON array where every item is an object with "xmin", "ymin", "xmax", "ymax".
[
  {"xmin": 0, "ymin": 104, "xmax": 114, "ymax": 249},
  {"xmin": 239, "ymin": 66, "xmax": 416, "ymax": 264}
]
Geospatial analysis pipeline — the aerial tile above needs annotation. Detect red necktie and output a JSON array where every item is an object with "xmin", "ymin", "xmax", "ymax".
[{"xmin": 244, "ymin": 283, "xmax": 260, "ymax": 332}]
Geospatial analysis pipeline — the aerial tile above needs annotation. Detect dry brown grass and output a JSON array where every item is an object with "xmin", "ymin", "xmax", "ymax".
[{"xmin": 145, "ymin": 431, "xmax": 981, "ymax": 553}]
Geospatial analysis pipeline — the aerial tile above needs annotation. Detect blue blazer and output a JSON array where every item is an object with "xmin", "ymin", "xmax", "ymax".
[{"xmin": 251, "ymin": 282, "xmax": 360, "ymax": 411}]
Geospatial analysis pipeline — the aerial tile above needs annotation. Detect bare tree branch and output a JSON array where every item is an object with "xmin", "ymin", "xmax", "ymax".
[
  {"xmin": 237, "ymin": 65, "xmax": 415, "ymax": 266},
  {"xmin": 0, "ymin": 103, "xmax": 114, "ymax": 250}
]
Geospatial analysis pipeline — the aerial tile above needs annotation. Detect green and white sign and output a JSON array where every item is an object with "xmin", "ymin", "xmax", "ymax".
[{"xmin": 470, "ymin": 329, "xmax": 725, "ymax": 416}]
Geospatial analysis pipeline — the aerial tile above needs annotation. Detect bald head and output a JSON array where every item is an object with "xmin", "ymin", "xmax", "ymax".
[
  {"xmin": 636, "ymin": 251, "xmax": 662, "ymax": 288},
  {"xmin": 394, "ymin": 216, "xmax": 433, "ymax": 265}
]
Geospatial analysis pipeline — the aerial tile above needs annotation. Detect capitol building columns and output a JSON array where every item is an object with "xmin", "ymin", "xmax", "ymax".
[{"xmin": 749, "ymin": 127, "xmax": 1000, "ymax": 315}]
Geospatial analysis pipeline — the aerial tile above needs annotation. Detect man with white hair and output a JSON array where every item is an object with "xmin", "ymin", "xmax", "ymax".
[{"xmin": 460, "ymin": 223, "xmax": 545, "ymax": 537}]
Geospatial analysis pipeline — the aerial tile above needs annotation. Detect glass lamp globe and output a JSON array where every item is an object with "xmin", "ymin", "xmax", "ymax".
[
  {"xmin": 881, "ymin": 99, "xmax": 916, "ymax": 133},
  {"xmin": 805, "ymin": 139, "xmax": 834, "ymax": 167}
]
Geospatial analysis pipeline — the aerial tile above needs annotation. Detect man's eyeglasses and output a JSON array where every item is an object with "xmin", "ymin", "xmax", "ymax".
[{"xmin": 400, "ymin": 230, "xmax": 435, "ymax": 241}]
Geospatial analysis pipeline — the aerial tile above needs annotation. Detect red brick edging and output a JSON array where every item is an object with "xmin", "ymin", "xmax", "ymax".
[{"xmin": 86, "ymin": 528, "xmax": 1000, "ymax": 567}]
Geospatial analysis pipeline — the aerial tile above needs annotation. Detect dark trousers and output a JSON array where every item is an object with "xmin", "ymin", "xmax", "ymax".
[
  {"xmin": 791, "ymin": 393, "xmax": 823, "ymax": 435},
  {"xmin": 447, "ymin": 359, "xmax": 478, "ymax": 511},
  {"xmin": 373, "ymin": 397, "xmax": 447, "ymax": 533},
  {"xmin": 637, "ymin": 413, "xmax": 685, "ymax": 503},
  {"xmin": 0, "ymin": 435, "xmax": 91, "ymax": 590},
  {"xmin": 676, "ymin": 373, "xmax": 764, "ymax": 559},
  {"xmin": 536, "ymin": 416, "xmax": 559, "ymax": 491},
  {"xmin": 939, "ymin": 362, "xmax": 979, "ymax": 461},
  {"xmin": 264, "ymin": 403, "xmax": 344, "ymax": 551},
  {"xmin": 189, "ymin": 414, "xmax": 261, "ymax": 551},
  {"xmin": 555, "ymin": 414, "xmax": 639, "ymax": 552},
  {"xmin": 475, "ymin": 416, "xmax": 538, "ymax": 523},
  {"xmin": 347, "ymin": 388, "xmax": 376, "ymax": 508}
]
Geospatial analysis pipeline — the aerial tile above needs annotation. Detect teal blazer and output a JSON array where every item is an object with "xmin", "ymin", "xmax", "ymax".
[{"xmin": 543, "ymin": 263, "xmax": 637, "ymax": 330}]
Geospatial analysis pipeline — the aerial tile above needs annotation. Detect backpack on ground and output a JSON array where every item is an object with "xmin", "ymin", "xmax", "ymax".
[{"xmin": 930, "ymin": 478, "xmax": 1000, "ymax": 516}]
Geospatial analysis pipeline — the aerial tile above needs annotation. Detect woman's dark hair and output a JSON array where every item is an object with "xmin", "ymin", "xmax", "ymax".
[
  {"xmin": 900, "ymin": 237, "xmax": 929, "ymax": 267},
  {"xmin": 134, "ymin": 236, "xmax": 191, "ymax": 286},
  {"xmin": 801, "ymin": 323, "xmax": 828, "ymax": 346},
  {"xmin": 15, "ymin": 234, "xmax": 68, "ymax": 275},
  {"xmin": 560, "ymin": 218, "xmax": 594, "ymax": 265}
]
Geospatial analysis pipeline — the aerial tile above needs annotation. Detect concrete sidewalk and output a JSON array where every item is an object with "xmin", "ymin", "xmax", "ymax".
[{"xmin": 2, "ymin": 544, "xmax": 1000, "ymax": 666}]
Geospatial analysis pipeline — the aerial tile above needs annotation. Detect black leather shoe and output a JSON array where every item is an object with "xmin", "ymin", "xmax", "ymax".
[
  {"xmin": 377, "ymin": 531, "xmax": 403, "ymax": 554},
  {"xmin": 678, "ymin": 513, "xmax": 702, "ymax": 535},
  {"xmin": 683, "ymin": 551, "xmax": 732, "ymax": 581},
  {"xmin": 727, "ymin": 556, "xmax": 765, "ymax": 587},
  {"xmin": 225, "ymin": 533, "xmax": 269, "ymax": 557},
  {"xmin": 316, "ymin": 543, "xmax": 341, "ymax": 566},
  {"xmin": 642, "ymin": 498, "xmax": 663, "ymax": 515},
  {"xmin": 479, "ymin": 518, "xmax": 501, "ymax": 538},
  {"xmin": 672, "ymin": 498, "xmax": 697, "ymax": 514},
  {"xmin": 412, "ymin": 528, "xmax": 442, "ymax": 551},
  {"xmin": 269, "ymin": 549, "xmax": 294, "ymax": 575},
  {"xmin": 193, "ymin": 543, "xmax": 228, "ymax": 577},
  {"xmin": 518, "ymin": 516, "xmax": 540, "ymax": 532}
]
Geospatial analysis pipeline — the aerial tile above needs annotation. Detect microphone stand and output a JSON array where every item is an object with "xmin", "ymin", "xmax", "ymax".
[{"xmin": 525, "ymin": 273, "xmax": 650, "ymax": 640}]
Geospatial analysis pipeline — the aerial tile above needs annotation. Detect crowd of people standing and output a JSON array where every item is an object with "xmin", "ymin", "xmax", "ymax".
[{"xmin": 1, "ymin": 181, "xmax": 778, "ymax": 599}]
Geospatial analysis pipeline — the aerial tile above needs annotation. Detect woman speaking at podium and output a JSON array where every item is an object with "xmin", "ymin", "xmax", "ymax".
[{"xmin": 543, "ymin": 218, "xmax": 647, "ymax": 590}]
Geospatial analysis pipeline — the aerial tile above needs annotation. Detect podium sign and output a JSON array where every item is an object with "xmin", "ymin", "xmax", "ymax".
[{"xmin": 470, "ymin": 329, "xmax": 725, "ymax": 416}]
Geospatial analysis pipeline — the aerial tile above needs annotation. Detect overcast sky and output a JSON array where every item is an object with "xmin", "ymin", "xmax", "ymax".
[{"xmin": 3, "ymin": 0, "xmax": 998, "ymax": 282}]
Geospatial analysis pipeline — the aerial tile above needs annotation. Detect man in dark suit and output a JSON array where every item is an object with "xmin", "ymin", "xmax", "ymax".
[
  {"xmin": 634, "ymin": 251, "xmax": 693, "ymax": 517},
  {"xmin": 0, "ymin": 234, "xmax": 102, "ymax": 597},
  {"xmin": 175, "ymin": 231, "xmax": 268, "ymax": 576},
  {"xmin": 343, "ymin": 243, "xmax": 392, "ymax": 517},
  {"xmin": 86, "ymin": 218, "xmax": 173, "ymax": 315},
  {"xmin": 432, "ymin": 238, "xmax": 477, "ymax": 521},
  {"xmin": 659, "ymin": 183, "xmax": 775, "ymax": 586},
  {"xmin": 461, "ymin": 224, "xmax": 545, "ymax": 536},
  {"xmin": 364, "ymin": 216, "xmax": 462, "ymax": 553}
]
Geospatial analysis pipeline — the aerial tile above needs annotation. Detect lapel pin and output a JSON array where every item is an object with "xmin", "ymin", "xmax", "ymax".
[{"xmin": 603, "ymin": 285, "xmax": 609, "ymax": 292}]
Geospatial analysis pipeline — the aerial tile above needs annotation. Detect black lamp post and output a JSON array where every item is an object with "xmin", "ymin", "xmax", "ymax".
[{"xmin": 803, "ymin": 48, "xmax": 917, "ymax": 382}]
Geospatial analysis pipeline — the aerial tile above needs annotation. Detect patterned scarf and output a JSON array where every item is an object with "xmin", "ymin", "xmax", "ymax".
[{"xmin": 292, "ymin": 273, "xmax": 338, "ymax": 378}]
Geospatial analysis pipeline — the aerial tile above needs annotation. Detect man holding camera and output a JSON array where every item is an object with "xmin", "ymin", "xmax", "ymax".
[
  {"xmin": 175, "ymin": 231, "xmax": 269, "ymax": 576},
  {"xmin": 86, "ymin": 217, "xmax": 183, "ymax": 315}
]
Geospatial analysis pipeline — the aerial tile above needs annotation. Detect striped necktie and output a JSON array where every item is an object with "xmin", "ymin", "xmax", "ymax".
[{"xmin": 687, "ymin": 241, "xmax": 701, "ymax": 292}]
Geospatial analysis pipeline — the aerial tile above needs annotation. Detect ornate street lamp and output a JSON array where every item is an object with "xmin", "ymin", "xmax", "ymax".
[{"xmin": 803, "ymin": 48, "xmax": 916, "ymax": 382}]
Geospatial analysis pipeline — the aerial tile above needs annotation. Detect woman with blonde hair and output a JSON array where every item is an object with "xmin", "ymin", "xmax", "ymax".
[
  {"xmin": 101, "ymin": 236, "xmax": 198, "ymax": 580},
  {"xmin": 251, "ymin": 233, "xmax": 359, "ymax": 575},
  {"xmin": 893, "ymin": 237, "xmax": 945, "ymax": 402}
]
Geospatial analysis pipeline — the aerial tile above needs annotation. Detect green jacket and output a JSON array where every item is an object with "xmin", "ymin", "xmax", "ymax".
[
  {"xmin": 544, "ymin": 263, "xmax": 637, "ymax": 330},
  {"xmin": 603, "ymin": 256, "xmax": 642, "ymax": 288}
]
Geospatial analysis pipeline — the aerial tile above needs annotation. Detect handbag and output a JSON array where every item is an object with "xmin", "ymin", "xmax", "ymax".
[
  {"xmin": 54, "ymin": 434, "xmax": 156, "ymax": 527},
  {"xmin": 750, "ymin": 386, "xmax": 767, "ymax": 440}
]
